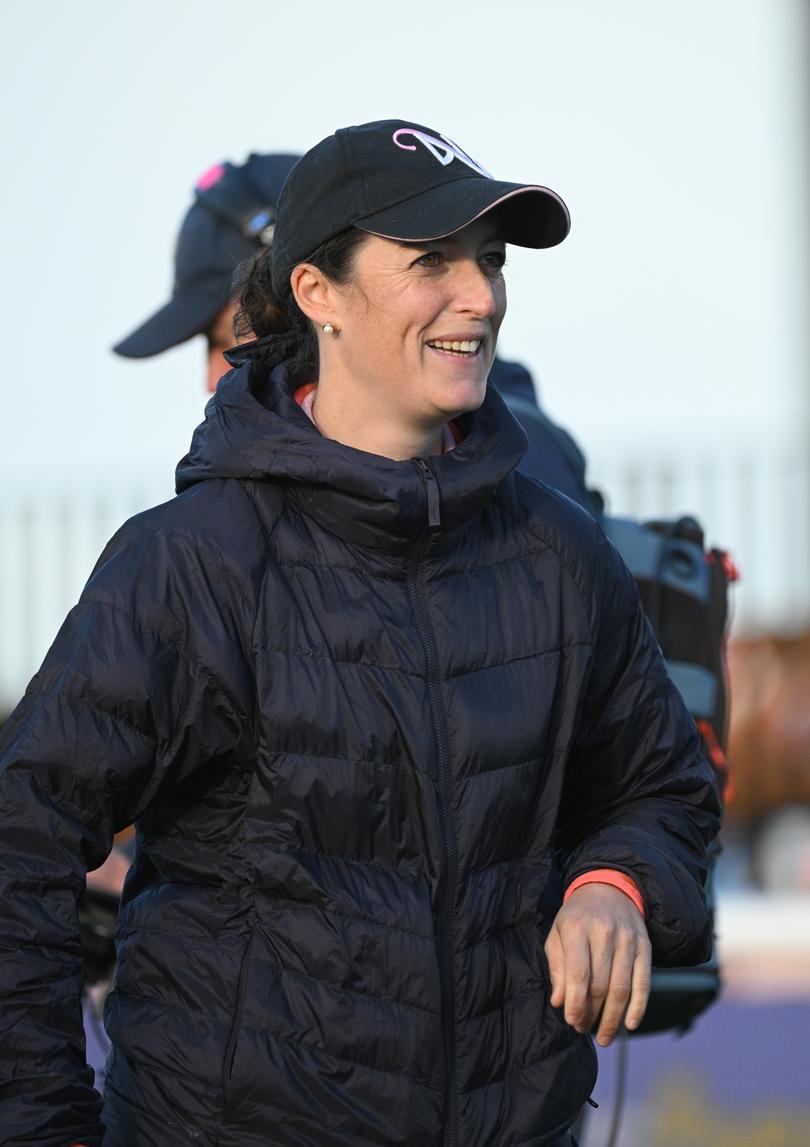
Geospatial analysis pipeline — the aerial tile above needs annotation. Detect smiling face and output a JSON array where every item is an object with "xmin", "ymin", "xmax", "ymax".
[{"xmin": 312, "ymin": 217, "xmax": 507, "ymax": 439}]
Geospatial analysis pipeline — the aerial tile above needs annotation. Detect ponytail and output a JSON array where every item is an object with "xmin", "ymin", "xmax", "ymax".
[{"xmin": 232, "ymin": 226, "xmax": 368, "ymax": 384}]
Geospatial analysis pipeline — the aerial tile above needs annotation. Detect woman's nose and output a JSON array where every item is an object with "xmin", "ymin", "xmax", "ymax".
[{"xmin": 453, "ymin": 260, "xmax": 500, "ymax": 317}]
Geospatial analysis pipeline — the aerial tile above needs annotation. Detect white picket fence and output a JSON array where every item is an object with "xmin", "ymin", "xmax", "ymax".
[{"xmin": 2, "ymin": 438, "xmax": 809, "ymax": 712}]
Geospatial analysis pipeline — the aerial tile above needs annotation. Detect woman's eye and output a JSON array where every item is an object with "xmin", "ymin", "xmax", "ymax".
[{"xmin": 415, "ymin": 251, "xmax": 443, "ymax": 268}]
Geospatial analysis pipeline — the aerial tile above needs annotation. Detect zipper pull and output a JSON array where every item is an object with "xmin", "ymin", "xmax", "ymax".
[{"xmin": 415, "ymin": 458, "xmax": 441, "ymax": 529}]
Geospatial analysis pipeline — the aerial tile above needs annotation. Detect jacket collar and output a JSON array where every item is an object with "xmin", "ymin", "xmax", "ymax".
[{"xmin": 177, "ymin": 337, "xmax": 528, "ymax": 554}]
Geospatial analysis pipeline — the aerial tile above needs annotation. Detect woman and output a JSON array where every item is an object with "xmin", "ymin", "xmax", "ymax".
[{"xmin": 0, "ymin": 120, "xmax": 719, "ymax": 1147}]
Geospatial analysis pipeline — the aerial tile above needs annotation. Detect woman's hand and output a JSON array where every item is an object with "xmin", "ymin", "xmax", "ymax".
[{"xmin": 544, "ymin": 883, "xmax": 652, "ymax": 1047}]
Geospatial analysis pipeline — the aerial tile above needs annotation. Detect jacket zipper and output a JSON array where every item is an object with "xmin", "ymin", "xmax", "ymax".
[
  {"xmin": 410, "ymin": 458, "xmax": 459, "ymax": 1147},
  {"xmin": 417, "ymin": 457, "xmax": 442, "ymax": 529}
]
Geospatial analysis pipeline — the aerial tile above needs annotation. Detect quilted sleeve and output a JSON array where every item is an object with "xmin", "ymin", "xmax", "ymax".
[
  {"xmin": 555, "ymin": 529, "xmax": 721, "ymax": 966},
  {"xmin": 0, "ymin": 530, "xmax": 247, "ymax": 1147}
]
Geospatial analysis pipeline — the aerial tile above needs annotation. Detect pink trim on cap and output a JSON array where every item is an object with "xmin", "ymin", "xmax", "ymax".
[
  {"xmin": 195, "ymin": 163, "xmax": 226, "ymax": 192},
  {"xmin": 465, "ymin": 184, "xmax": 570, "ymax": 231},
  {"xmin": 358, "ymin": 185, "xmax": 571, "ymax": 245}
]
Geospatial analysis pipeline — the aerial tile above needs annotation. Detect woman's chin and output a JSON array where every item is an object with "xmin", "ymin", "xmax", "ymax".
[{"xmin": 430, "ymin": 373, "xmax": 489, "ymax": 419}]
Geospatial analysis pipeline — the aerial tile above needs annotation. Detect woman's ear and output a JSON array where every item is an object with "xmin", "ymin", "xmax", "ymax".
[{"xmin": 290, "ymin": 263, "xmax": 337, "ymax": 326}]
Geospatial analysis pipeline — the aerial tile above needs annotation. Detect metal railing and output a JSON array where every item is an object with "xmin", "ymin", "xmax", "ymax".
[
  {"xmin": 2, "ymin": 440, "xmax": 809, "ymax": 712},
  {"xmin": 589, "ymin": 436, "xmax": 810, "ymax": 636}
]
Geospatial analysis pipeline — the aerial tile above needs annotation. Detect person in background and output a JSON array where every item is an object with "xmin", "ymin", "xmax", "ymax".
[
  {"xmin": 113, "ymin": 153, "xmax": 299, "ymax": 391},
  {"xmin": 78, "ymin": 844, "xmax": 131, "ymax": 1091},
  {"xmin": 113, "ymin": 153, "xmax": 600, "ymax": 514}
]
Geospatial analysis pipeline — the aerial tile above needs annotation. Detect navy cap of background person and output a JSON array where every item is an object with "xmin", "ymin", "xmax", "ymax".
[{"xmin": 112, "ymin": 153, "xmax": 299, "ymax": 392}]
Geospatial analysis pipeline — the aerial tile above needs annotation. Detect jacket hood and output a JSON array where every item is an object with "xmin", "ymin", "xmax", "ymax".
[{"xmin": 176, "ymin": 336, "xmax": 528, "ymax": 551}]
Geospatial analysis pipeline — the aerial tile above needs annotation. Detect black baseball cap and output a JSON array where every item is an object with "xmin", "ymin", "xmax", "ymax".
[
  {"xmin": 270, "ymin": 120, "xmax": 570, "ymax": 294},
  {"xmin": 113, "ymin": 153, "xmax": 299, "ymax": 358}
]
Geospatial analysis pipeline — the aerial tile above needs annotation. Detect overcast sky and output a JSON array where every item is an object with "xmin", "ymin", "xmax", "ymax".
[{"xmin": 2, "ymin": 0, "xmax": 806, "ymax": 494}]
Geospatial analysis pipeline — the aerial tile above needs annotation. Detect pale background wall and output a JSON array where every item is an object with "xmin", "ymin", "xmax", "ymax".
[
  {"xmin": 1, "ymin": 0, "xmax": 808, "ymax": 699},
  {"xmin": 3, "ymin": 0, "xmax": 807, "ymax": 474}
]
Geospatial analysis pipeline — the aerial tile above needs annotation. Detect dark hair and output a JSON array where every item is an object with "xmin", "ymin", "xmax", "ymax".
[{"xmin": 233, "ymin": 227, "xmax": 369, "ymax": 383}]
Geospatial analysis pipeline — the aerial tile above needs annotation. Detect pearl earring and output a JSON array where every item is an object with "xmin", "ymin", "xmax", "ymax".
[{"xmin": 322, "ymin": 322, "xmax": 337, "ymax": 335}]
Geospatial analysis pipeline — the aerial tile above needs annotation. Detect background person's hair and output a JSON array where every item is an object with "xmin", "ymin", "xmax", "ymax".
[{"xmin": 233, "ymin": 226, "xmax": 369, "ymax": 383}]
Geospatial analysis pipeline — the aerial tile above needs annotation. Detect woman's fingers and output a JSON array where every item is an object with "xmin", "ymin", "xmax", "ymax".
[
  {"xmin": 624, "ymin": 941, "xmax": 653, "ymax": 1032},
  {"xmin": 596, "ymin": 933, "xmax": 651, "ymax": 1045},
  {"xmin": 594, "ymin": 937, "xmax": 634, "ymax": 1046},
  {"xmin": 578, "ymin": 935, "xmax": 610, "ymax": 1036},
  {"xmin": 545, "ymin": 926, "xmax": 566, "ymax": 1009},
  {"xmin": 545, "ymin": 914, "xmax": 595, "ymax": 1032},
  {"xmin": 545, "ymin": 884, "xmax": 652, "ymax": 1045},
  {"xmin": 593, "ymin": 931, "xmax": 651, "ymax": 1045},
  {"xmin": 561, "ymin": 929, "xmax": 591, "ymax": 1032}
]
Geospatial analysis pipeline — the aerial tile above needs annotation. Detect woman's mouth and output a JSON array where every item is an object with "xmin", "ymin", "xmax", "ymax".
[{"xmin": 425, "ymin": 338, "xmax": 482, "ymax": 357}]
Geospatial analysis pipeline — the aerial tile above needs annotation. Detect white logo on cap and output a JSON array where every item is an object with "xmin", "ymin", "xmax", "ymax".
[{"xmin": 392, "ymin": 129, "xmax": 492, "ymax": 178}]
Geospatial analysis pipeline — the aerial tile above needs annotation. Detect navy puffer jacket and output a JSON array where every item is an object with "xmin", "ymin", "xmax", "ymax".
[{"xmin": 0, "ymin": 340, "xmax": 719, "ymax": 1147}]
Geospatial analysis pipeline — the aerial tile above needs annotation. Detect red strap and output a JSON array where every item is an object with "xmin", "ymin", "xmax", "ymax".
[
  {"xmin": 706, "ymin": 549, "xmax": 740, "ymax": 583},
  {"xmin": 696, "ymin": 719, "xmax": 734, "ymax": 804},
  {"xmin": 564, "ymin": 869, "xmax": 645, "ymax": 918},
  {"xmin": 721, "ymin": 552, "xmax": 740, "ymax": 582}
]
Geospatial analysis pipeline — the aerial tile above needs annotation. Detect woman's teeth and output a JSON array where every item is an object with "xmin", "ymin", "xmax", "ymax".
[{"xmin": 427, "ymin": 339, "xmax": 481, "ymax": 355}]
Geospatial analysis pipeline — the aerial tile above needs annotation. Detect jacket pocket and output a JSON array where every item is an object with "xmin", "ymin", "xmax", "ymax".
[{"xmin": 220, "ymin": 927, "xmax": 256, "ymax": 1098}]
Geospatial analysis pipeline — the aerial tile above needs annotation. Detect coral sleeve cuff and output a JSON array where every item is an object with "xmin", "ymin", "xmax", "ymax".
[{"xmin": 564, "ymin": 869, "xmax": 645, "ymax": 918}]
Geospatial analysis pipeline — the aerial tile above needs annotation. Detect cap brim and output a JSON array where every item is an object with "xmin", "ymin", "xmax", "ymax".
[
  {"xmin": 355, "ymin": 179, "xmax": 570, "ymax": 250},
  {"xmin": 112, "ymin": 287, "xmax": 228, "ymax": 359}
]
